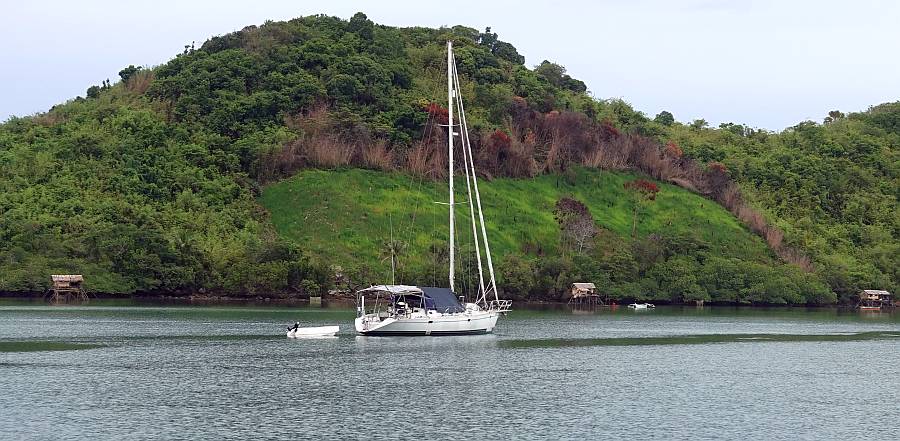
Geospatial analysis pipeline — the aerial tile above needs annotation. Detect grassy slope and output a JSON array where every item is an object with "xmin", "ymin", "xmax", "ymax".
[{"xmin": 260, "ymin": 167, "xmax": 772, "ymax": 281}]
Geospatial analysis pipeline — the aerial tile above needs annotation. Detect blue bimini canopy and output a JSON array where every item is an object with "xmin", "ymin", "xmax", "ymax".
[{"xmin": 420, "ymin": 287, "xmax": 465, "ymax": 313}]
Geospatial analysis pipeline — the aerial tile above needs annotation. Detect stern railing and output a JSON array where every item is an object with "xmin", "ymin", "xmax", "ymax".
[{"xmin": 488, "ymin": 299, "xmax": 512, "ymax": 312}]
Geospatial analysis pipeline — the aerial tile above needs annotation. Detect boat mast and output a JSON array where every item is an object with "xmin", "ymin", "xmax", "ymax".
[{"xmin": 447, "ymin": 40, "xmax": 455, "ymax": 293}]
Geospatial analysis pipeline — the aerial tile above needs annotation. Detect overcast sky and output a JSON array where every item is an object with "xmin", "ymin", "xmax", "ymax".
[{"xmin": 3, "ymin": 0, "xmax": 899, "ymax": 130}]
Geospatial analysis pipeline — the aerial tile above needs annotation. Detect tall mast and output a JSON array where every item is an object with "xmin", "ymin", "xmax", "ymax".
[{"xmin": 447, "ymin": 40, "xmax": 455, "ymax": 292}]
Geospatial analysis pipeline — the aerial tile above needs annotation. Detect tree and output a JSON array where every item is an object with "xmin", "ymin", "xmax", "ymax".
[
  {"xmin": 477, "ymin": 27, "xmax": 498, "ymax": 48},
  {"xmin": 534, "ymin": 61, "xmax": 566, "ymax": 87},
  {"xmin": 379, "ymin": 237, "xmax": 408, "ymax": 283},
  {"xmin": 823, "ymin": 110, "xmax": 844, "ymax": 124},
  {"xmin": 534, "ymin": 61, "xmax": 586, "ymax": 93},
  {"xmin": 498, "ymin": 255, "xmax": 535, "ymax": 298},
  {"xmin": 478, "ymin": 27, "xmax": 525, "ymax": 64},
  {"xmin": 664, "ymin": 141, "xmax": 683, "ymax": 158},
  {"xmin": 348, "ymin": 12, "xmax": 374, "ymax": 41},
  {"xmin": 689, "ymin": 118, "xmax": 708, "ymax": 130},
  {"xmin": 86, "ymin": 85, "xmax": 101, "ymax": 99},
  {"xmin": 554, "ymin": 197, "xmax": 598, "ymax": 254},
  {"xmin": 648, "ymin": 256, "xmax": 708, "ymax": 303},
  {"xmin": 654, "ymin": 111, "xmax": 675, "ymax": 126},
  {"xmin": 623, "ymin": 179, "xmax": 660, "ymax": 238},
  {"xmin": 326, "ymin": 74, "xmax": 363, "ymax": 102},
  {"xmin": 719, "ymin": 122, "xmax": 746, "ymax": 136},
  {"xmin": 705, "ymin": 162, "xmax": 729, "ymax": 200},
  {"xmin": 118, "ymin": 65, "xmax": 141, "ymax": 83},
  {"xmin": 299, "ymin": 279, "xmax": 321, "ymax": 297}
]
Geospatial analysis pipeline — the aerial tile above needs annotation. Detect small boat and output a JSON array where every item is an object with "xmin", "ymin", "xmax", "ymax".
[
  {"xmin": 628, "ymin": 303, "xmax": 655, "ymax": 309},
  {"xmin": 286, "ymin": 325, "xmax": 339, "ymax": 338}
]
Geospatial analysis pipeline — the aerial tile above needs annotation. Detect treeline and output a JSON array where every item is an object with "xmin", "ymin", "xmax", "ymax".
[{"xmin": 496, "ymin": 230, "xmax": 833, "ymax": 305}]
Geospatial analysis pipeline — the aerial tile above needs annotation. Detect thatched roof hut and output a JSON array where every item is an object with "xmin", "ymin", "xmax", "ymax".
[
  {"xmin": 571, "ymin": 282, "xmax": 597, "ymax": 298},
  {"xmin": 859, "ymin": 289, "xmax": 890, "ymax": 300},
  {"xmin": 51, "ymin": 275, "xmax": 84, "ymax": 288},
  {"xmin": 47, "ymin": 275, "xmax": 87, "ymax": 303}
]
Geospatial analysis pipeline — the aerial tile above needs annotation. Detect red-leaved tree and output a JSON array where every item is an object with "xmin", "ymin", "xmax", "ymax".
[
  {"xmin": 664, "ymin": 141, "xmax": 683, "ymax": 158},
  {"xmin": 423, "ymin": 102, "xmax": 449, "ymax": 125}
]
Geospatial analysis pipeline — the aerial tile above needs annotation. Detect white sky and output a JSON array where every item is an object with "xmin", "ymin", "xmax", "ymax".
[{"xmin": 2, "ymin": 0, "xmax": 899, "ymax": 130}]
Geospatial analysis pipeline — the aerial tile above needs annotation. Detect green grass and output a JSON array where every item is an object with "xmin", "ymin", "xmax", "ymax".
[{"xmin": 260, "ymin": 167, "xmax": 773, "ymax": 280}]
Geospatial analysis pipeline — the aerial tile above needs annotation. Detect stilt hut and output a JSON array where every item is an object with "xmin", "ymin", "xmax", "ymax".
[
  {"xmin": 46, "ymin": 275, "xmax": 88, "ymax": 303},
  {"xmin": 858, "ymin": 290, "xmax": 892, "ymax": 310},
  {"xmin": 568, "ymin": 282, "xmax": 603, "ymax": 305}
]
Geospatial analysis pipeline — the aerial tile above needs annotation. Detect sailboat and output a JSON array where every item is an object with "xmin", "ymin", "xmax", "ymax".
[{"xmin": 354, "ymin": 41, "xmax": 512, "ymax": 336}]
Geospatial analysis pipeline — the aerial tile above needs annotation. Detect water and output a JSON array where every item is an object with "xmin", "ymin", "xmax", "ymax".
[{"xmin": 2, "ymin": 300, "xmax": 899, "ymax": 440}]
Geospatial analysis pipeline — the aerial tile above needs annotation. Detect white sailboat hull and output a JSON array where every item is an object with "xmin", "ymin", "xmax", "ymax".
[{"xmin": 355, "ymin": 310, "xmax": 499, "ymax": 336}]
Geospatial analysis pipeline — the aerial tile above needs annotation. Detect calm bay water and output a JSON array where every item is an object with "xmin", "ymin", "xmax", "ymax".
[{"xmin": 2, "ymin": 300, "xmax": 899, "ymax": 440}]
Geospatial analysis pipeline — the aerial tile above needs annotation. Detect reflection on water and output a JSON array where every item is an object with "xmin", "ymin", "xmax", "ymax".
[
  {"xmin": 0, "ymin": 341, "xmax": 105, "ymax": 352},
  {"xmin": 500, "ymin": 331, "xmax": 900, "ymax": 349},
  {"xmin": 1, "ymin": 300, "xmax": 898, "ymax": 440}
]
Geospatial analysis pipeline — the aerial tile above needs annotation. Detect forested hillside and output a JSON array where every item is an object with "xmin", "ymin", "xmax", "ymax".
[
  {"xmin": 0, "ymin": 13, "xmax": 895, "ymax": 302},
  {"xmin": 665, "ymin": 106, "xmax": 898, "ymax": 302}
]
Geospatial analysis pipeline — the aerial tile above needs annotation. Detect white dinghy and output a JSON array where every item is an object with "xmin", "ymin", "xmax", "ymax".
[
  {"xmin": 286, "ymin": 323, "xmax": 339, "ymax": 338},
  {"xmin": 627, "ymin": 303, "xmax": 655, "ymax": 309}
]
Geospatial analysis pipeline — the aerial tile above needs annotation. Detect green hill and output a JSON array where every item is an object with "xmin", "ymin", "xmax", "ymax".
[
  {"xmin": 261, "ymin": 168, "xmax": 832, "ymax": 304},
  {"xmin": 0, "ymin": 12, "xmax": 893, "ymax": 303},
  {"xmin": 262, "ymin": 168, "xmax": 768, "ymax": 263}
]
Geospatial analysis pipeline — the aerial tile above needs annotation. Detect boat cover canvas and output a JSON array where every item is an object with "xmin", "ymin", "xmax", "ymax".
[
  {"xmin": 358, "ymin": 285, "xmax": 423, "ymax": 294},
  {"xmin": 420, "ymin": 287, "xmax": 464, "ymax": 313},
  {"xmin": 358, "ymin": 285, "xmax": 464, "ymax": 313}
]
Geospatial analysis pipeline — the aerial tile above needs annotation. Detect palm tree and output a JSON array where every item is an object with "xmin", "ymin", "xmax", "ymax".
[{"xmin": 379, "ymin": 238, "xmax": 408, "ymax": 284}]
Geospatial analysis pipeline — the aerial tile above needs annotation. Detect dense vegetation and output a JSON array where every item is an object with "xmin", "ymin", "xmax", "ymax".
[
  {"xmin": 664, "ymin": 107, "xmax": 898, "ymax": 303},
  {"xmin": 0, "ymin": 13, "xmax": 895, "ymax": 303}
]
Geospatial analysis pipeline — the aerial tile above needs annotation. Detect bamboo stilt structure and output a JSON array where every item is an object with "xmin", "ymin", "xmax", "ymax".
[{"xmin": 45, "ymin": 275, "xmax": 88, "ymax": 303}]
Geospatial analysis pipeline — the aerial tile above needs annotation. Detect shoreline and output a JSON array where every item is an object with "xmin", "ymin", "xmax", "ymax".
[
  {"xmin": 0, "ymin": 293, "xmax": 875, "ymax": 311},
  {"xmin": 2, "ymin": 289, "xmax": 884, "ymax": 309}
]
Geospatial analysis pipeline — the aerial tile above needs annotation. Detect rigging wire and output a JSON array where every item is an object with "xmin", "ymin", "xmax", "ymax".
[
  {"xmin": 453, "ymin": 50, "xmax": 498, "ymax": 304},
  {"xmin": 388, "ymin": 62, "xmax": 442, "ymax": 287},
  {"xmin": 452, "ymin": 52, "xmax": 487, "ymax": 302},
  {"xmin": 377, "ymin": 44, "xmax": 491, "ymax": 296}
]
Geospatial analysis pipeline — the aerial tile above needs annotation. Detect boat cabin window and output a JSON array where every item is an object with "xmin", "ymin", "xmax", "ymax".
[{"xmin": 391, "ymin": 294, "xmax": 425, "ymax": 310}]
